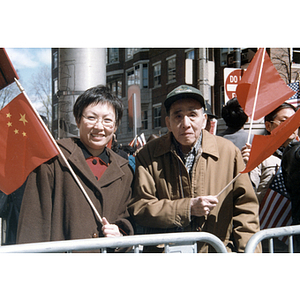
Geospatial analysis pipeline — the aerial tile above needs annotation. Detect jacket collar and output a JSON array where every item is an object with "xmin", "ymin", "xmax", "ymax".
[
  {"xmin": 153, "ymin": 130, "xmax": 219, "ymax": 160},
  {"xmin": 57, "ymin": 138, "xmax": 128, "ymax": 188}
]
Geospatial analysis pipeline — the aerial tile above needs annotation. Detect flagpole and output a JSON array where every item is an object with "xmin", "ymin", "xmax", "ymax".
[
  {"xmin": 215, "ymin": 173, "xmax": 241, "ymax": 198},
  {"xmin": 247, "ymin": 48, "xmax": 266, "ymax": 144},
  {"xmin": 14, "ymin": 78, "xmax": 103, "ymax": 225}
]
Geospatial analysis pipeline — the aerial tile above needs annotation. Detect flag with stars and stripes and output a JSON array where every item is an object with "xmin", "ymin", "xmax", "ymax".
[
  {"xmin": 287, "ymin": 81, "xmax": 300, "ymax": 108},
  {"xmin": 259, "ymin": 167, "xmax": 292, "ymax": 244}
]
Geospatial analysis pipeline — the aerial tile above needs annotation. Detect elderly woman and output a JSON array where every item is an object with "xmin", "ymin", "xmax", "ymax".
[{"xmin": 17, "ymin": 85, "xmax": 133, "ymax": 250}]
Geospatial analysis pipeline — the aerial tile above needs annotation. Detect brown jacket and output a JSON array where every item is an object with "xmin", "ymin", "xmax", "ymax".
[
  {"xmin": 17, "ymin": 138, "xmax": 134, "ymax": 249},
  {"xmin": 128, "ymin": 130, "xmax": 261, "ymax": 252}
]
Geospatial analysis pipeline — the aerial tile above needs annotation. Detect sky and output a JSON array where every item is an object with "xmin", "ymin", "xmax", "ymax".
[{"xmin": 5, "ymin": 48, "xmax": 51, "ymax": 112}]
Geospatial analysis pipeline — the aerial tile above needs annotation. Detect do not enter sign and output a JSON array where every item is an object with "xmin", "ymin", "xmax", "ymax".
[{"xmin": 224, "ymin": 68, "xmax": 243, "ymax": 103}]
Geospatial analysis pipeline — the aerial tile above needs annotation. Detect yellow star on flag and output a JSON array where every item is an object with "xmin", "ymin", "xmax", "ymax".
[
  {"xmin": 22, "ymin": 132, "xmax": 27, "ymax": 137},
  {"xmin": 14, "ymin": 129, "xmax": 19, "ymax": 134},
  {"xmin": 19, "ymin": 113, "xmax": 28, "ymax": 126},
  {"xmin": 6, "ymin": 113, "xmax": 12, "ymax": 118},
  {"xmin": 7, "ymin": 122, "xmax": 12, "ymax": 127}
]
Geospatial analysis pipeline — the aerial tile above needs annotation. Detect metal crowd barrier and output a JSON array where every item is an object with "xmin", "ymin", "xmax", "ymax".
[
  {"xmin": 245, "ymin": 225, "xmax": 300, "ymax": 253},
  {"xmin": 0, "ymin": 232, "xmax": 227, "ymax": 253}
]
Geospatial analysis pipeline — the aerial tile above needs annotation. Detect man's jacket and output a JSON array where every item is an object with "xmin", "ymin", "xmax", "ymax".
[{"xmin": 128, "ymin": 130, "xmax": 261, "ymax": 252}]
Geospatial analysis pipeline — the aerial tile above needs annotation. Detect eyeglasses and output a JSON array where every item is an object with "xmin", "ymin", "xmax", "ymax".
[
  {"xmin": 270, "ymin": 119, "xmax": 287, "ymax": 125},
  {"xmin": 82, "ymin": 115, "xmax": 115, "ymax": 127}
]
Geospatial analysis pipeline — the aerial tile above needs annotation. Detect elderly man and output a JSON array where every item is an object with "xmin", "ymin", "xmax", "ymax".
[{"xmin": 128, "ymin": 85, "xmax": 261, "ymax": 253}]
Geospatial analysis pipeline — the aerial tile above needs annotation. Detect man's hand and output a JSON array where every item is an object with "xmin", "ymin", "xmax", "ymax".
[
  {"xmin": 241, "ymin": 143, "xmax": 251, "ymax": 165},
  {"xmin": 101, "ymin": 217, "xmax": 122, "ymax": 237},
  {"xmin": 190, "ymin": 196, "xmax": 218, "ymax": 217}
]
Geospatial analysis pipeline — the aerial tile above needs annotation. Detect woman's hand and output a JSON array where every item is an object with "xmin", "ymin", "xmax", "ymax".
[{"xmin": 101, "ymin": 217, "xmax": 122, "ymax": 237}]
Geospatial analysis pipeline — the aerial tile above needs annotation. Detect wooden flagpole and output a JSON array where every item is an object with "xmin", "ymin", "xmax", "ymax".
[
  {"xmin": 215, "ymin": 173, "xmax": 242, "ymax": 198},
  {"xmin": 14, "ymin": 78, "xmax": 103, "ymax": 225}
]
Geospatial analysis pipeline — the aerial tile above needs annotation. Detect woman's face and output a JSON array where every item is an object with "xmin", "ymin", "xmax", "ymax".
[{"xmin": 77, "ymin": 102, "xmax": 116, "ymax": 156}]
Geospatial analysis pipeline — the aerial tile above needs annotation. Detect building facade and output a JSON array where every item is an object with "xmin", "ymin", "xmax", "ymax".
[{"xmin": 51, "ymin": 48, "xmax": 300, "ymax": 144}]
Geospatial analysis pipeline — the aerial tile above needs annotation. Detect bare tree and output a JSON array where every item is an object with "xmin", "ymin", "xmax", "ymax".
[
  {"xmin": 271, "ymin": 48, "xmax": 300, "ymax": 84},
  {"xmin": 0, "ymin": 82, "xmax": 19, "ymax": 109},
  {"xmin": 29, "ymin": 65, "xmax": 52, "ymax": 130}
]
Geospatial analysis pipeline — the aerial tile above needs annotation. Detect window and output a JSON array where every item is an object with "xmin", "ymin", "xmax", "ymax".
[
  {"xmin": 186, "ymin": 50, "xmax": 194, "ymax": 60},
  {"xmin": 143, "ymin": 64, "xmax": 148, "ymax": 88},
  {"xmin": 153, "ymin": 63, "xmax": 161, "ymax": 87},
  {"xmin": 292, "ymin": 48, "xmax": 300, "ymax": 65},
  {"xmin": 108, "ymin": 48, "xmax": 119, "ymax": 63},
  {"xmin": 141, "ymin": 110, "xmax": 148, "ymax": 130},
  {"xmin": 117, "ymin": 81, "xmax": 122, "ymax": 98},
  {"xmin": 127, "ymin": 69, "xmax": 135, "ymax": 87},
  {"xmin": 53, "ymin": 103, "xmax": 58, "ymax": 120},
  {"xmin": 220, "ymin": 48, "xmax": 234, "ymax": 66},
  {"xmin": 53, "ymin": 78, "xmax": 58, "ymax": 94},
  {"xmin": 127, "ymin": 65, "xmax": 142, "ymax": 88},
  {"xmin": 126, "ymin": 48, "xmax": 135, "ymax": 60},
  {"xmin": 167, "ymin": 56, "xmax": 176, "ymax": 83},
  {"xmin": 53, "ymin": 51, "xmax": 58, "ymax": 69},
  {"xmin": 108, "ymin": 80, "xmax": 122, "ymax": 98},
  {"xmin": 153, "ymin": 105, "xmax": 161, "ymax": 128},
  {"xmin": 134, "ymin": 65, "xmax": 140, "ymax": 86}
]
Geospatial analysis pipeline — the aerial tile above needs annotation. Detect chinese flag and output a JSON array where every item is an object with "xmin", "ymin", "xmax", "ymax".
[
  {"xmin": 241, "ymin": 108, "xmax": 300, "ymax": 174},
  {"xmin": 0, "ymin": 93, "xmax": 59, "ymax": 194},
  {"xmin": 236, "ymin": 48, "xmax": 295, "ymax": 120},
  {"xmin": 0, "ymin": 48, "xmax": 19, "ymax": 90}
]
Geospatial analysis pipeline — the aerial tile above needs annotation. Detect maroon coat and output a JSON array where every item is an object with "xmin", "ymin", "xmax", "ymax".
[{"xmin": 17, "ymin": 138, "xmax": 133, "ymax": 250}]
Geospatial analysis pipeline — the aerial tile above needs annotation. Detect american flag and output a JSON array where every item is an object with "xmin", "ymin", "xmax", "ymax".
[
  {"xmin": 259, "ymin": 167, "xmax": 292, "ymax": 244},
  {"xmin": 287, "ymin": 81, "xmax": 300, "ymax": 108}
]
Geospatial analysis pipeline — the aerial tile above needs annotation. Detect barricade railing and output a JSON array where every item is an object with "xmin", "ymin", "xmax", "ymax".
[
  {"xmin": 0, "ymin": 232, "xmax": 227, "ymax": 253},
  {"xmin": 245, "ymin": 225, "xmax": 300, "ymax": 253}
]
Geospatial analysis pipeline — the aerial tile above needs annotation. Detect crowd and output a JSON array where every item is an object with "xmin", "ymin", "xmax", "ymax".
[{"xmin": 0, "ymin": 83, "xmax": 299, "ymax": 253}]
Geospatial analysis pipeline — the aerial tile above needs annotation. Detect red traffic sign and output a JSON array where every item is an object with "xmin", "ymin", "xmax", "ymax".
[{"xmin": 224, "ymin": 68, "xmax": 243, "ymax": 102}]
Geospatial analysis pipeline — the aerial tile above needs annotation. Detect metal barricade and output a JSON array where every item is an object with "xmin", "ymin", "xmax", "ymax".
[
  {"xmin": 245, "ymin": 225, "xmax": 300, "ymax": 253},
  {"xmin": 0, "ymin": 232, "xmax": 227, "ymax": 253}
]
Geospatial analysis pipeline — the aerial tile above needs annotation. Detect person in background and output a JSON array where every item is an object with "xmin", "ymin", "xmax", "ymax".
[
  {"xmin": 218, "ymin": 97, "xmax": 253, "ymax": 150},
  {"xmin": 128, "ymin": 85, "xmax": 261, "ymax": 253},
  {"xmin": 242, "ymin": 102, "xmax": 297, "ymax": 202},
  {"xmin": 111, "ymin": 133, "xmax": 128, "ymax": 160},
  {"xmin": 120, "ymin": 144, "xmax": 136, "ymax": 173},
  {"xmin": 204, "ymin": 102, "xmax": 218, "ymax": 134},
  {"xmin": 282, "ymin": 141, "xmax": 300, "ymax": 252},
  {"xmin": 17, "ymin": 85, "xmax": 134, "ymax": 252}
]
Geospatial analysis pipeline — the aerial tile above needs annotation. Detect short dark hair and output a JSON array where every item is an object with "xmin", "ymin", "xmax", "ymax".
[
  {"xmin": 73, "ymin": 85, "xmax": 124, "ymax": 127},
  {"xmin": 222, "ymin": 98, "xmax": 248, "ymax": 129},
  {"xmin": 265, "ymin": 102, "xmax": 296, "ymax": 123},
  {"xmin": 120, "ymin": 145, "xmax": 135, "ymax": 155}
]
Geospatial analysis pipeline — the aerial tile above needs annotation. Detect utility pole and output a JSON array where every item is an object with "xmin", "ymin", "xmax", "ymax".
[
  {"xmin": 57, "ymin": 48, "xmax": 106, "ymax": 139},
  {"xmin": 198, "ymin": 48, "xmax": 211, "ymax": 103},
  {"xmin": 234, "ymin": 48, "xmax": 241, "ymax": 68}
]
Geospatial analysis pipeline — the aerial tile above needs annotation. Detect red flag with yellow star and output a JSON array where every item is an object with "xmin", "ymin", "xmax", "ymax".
[{"xmin": 0, "ymin": 93, "xmax": 59, "ymax": 194}]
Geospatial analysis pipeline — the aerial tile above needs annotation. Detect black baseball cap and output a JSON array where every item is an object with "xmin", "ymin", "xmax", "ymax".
[{"xmin": 164, "ymin": 85, "xmax": 206, "ymax": 112}]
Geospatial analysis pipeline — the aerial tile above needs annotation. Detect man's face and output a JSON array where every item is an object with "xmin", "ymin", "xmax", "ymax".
[
  {"xmin": 165, "ymin": 98, "xmax": 207, "ymax": 153},
  {"xmin": 265, "ymin": 107, "xmax": 297, "ymax": 147}
]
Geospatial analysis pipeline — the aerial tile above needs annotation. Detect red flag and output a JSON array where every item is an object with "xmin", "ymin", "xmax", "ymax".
[
  {"xmin": 0, "ymin": 48, "xmax": 19, "ymax": 90},
  {"xmin": 0, "ymin": 93, "xmax": 59, "ymax": 194},
  {"xmin": 241, "ymin": 108, "xmax": 300, "ymax": 174},
  {"xmin": 236, "ymin": 48, "xmax": 295, "ymax": 120}
]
